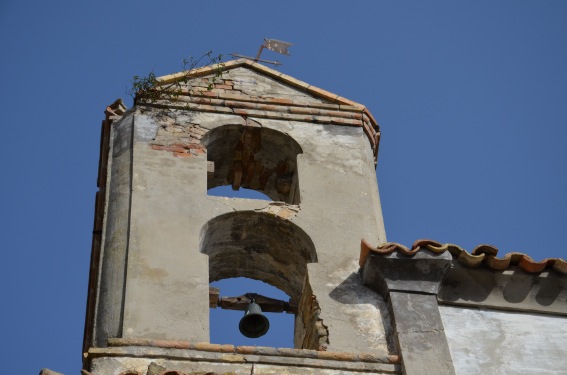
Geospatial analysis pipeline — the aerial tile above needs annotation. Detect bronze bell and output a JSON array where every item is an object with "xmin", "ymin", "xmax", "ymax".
[{"xmin": 239, "ymin": 301, "xmax": 270, "ymax": 338}]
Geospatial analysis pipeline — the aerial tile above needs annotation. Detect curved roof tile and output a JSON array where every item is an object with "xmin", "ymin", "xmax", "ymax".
[{"xmin": 360, "ymin": 239, "xmax": 567, "ymax": 275}]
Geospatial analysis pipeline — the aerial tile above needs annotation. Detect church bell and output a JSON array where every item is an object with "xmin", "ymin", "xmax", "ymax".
[{"xmin": 239, "ymin": 301, "xmax": 270, "ymax": 338}]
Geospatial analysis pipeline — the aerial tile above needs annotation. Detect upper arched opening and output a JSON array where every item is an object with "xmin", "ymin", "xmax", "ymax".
[{"xmin": 202, "ymin": 124, "xmax": 302, "ymax": 204}]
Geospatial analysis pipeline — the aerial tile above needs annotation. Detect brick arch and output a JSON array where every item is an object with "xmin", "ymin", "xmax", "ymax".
[
  {"xmin": 202, "ymin": 124, "xmax": 302, "ymax": 204},
  {"xmin": 199, "ymin": 211, "xmax": 316, "ymax": 303}
]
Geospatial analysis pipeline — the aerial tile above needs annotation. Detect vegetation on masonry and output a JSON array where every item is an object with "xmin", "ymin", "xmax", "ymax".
[{"xmin": 127, "ymin": 51, "xmax": 224, "ymax": 104}]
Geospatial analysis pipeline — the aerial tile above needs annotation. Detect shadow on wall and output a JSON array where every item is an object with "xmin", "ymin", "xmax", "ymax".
[
  {"xmin": 439, "ymin": 264, "xmax": 564, "ymax": 307},
  {"xmin": 329, "ymin": 271, "xmax": 396, "ymax": 353}
]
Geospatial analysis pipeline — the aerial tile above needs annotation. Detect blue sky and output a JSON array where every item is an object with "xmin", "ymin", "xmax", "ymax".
[{"xmin": 1, "ymin": 1, "xmax": 566, "ymax": 374}]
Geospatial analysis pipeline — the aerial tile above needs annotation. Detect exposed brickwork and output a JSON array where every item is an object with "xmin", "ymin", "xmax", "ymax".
[
  {"xmin": 144, "ymin": 59, "xmax": 381, "ymax": 164},
  {"xmin": 296, "ymin": 278, "xmax": 329, "ymax": 351},
  {"xmin": 151, "ymin": 123, "xmax": 208, "ymax": 158}
]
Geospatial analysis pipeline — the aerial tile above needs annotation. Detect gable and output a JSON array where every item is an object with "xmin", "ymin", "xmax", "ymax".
[
  {"xmin": 156, "ymin": 59, "xmax": 363, "ymax": 108},
  {"xmin": 150, "ymin": 59, "xmax": 381, "ymax": 164},
  {"xmin": 222, "ymin": 66, "xmax": 332, "ymax": 104}
]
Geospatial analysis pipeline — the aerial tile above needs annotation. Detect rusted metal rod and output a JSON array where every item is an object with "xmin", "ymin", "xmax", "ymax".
[
  {"xmin": 209, "ymin": 288, "xmax": 296, "ymax": 314},
  {"xmin": 230, "ymin": 53, "xmax": 281, "ymax": 66},
  {"xmin": 254, "ymin": 45, "xmax": 266, "ymax": 61}
]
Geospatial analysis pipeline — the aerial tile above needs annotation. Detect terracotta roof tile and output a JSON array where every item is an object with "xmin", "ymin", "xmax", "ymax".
[{"xmin": 360, "ymin": 239, "xmax": 567, "ymax": 275}]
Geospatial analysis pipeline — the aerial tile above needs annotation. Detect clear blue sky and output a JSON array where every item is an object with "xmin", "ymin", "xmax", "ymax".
[{"xmin": 1, "ymin": 1, "xmax": 566, "ymax": 374}]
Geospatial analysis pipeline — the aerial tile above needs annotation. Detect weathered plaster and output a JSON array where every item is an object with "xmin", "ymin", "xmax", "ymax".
[
  {"xmin": 390, "ymin": 293, "xmax": 455, "ymax": 375},
  {"xmin": 94, "ymin": 112, "xmax": 134, "ymax": 347},
  {"xmin": 441, "ymin": 305, "xmax": 567, "ymax": 375},
  {"xmin": 112, "ymin": 102, "xmax": 389, "ymax": 350},
  {"xmin": 86, "ymin": 344, "xmax": 400, "ymax": 375},
  {"xmin": 86, "ymin": 64, "xmax": 390, "ymax": 375}
]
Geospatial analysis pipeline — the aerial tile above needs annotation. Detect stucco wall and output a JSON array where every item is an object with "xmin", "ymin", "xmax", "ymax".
[
  {"xmin": 117, "ymin": 110, "xmax": 389, "ymax": 352},
  {"xmin": 440, "ymin": 305, "xmax": 567, "ymax": 375}
]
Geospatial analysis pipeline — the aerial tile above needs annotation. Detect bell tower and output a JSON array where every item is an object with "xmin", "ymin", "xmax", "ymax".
[{"xmin": 83, "ymin": 60, "xmax": 399, "ymax": 374}]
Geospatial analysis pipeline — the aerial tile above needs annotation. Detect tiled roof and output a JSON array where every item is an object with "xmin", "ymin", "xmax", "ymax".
[{"xmin": 360, "ymin": 239, "xmax": 567, "ymax": 275}]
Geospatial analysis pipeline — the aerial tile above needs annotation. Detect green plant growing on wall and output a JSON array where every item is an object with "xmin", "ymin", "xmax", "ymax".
[{"xmin": 128, "ymin": 51, "xmax": 224, "ymax": 105}]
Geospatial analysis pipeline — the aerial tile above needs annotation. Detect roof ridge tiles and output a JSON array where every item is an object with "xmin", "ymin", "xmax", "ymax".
[{"xmin": 360, "ymin": 239, "xmax": 567, "ymax": 275}]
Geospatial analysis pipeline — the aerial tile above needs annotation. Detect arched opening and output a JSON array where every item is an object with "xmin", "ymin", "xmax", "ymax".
[
  {"xmin": 200, "ymin": 211, "xmax": 316, "ymax": 301},
  {"xmin": 200, "ymin": 212, "xmax": 320, "ymax": 348},
  {"xmin": 202, "ymin": 124, "xmax": 302, "ymax": 204}
]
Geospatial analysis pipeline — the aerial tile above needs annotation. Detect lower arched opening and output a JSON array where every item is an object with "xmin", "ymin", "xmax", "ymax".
[{"xmin": 200, "ymin": 211, "xmax": 322, "ymax": 349}]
